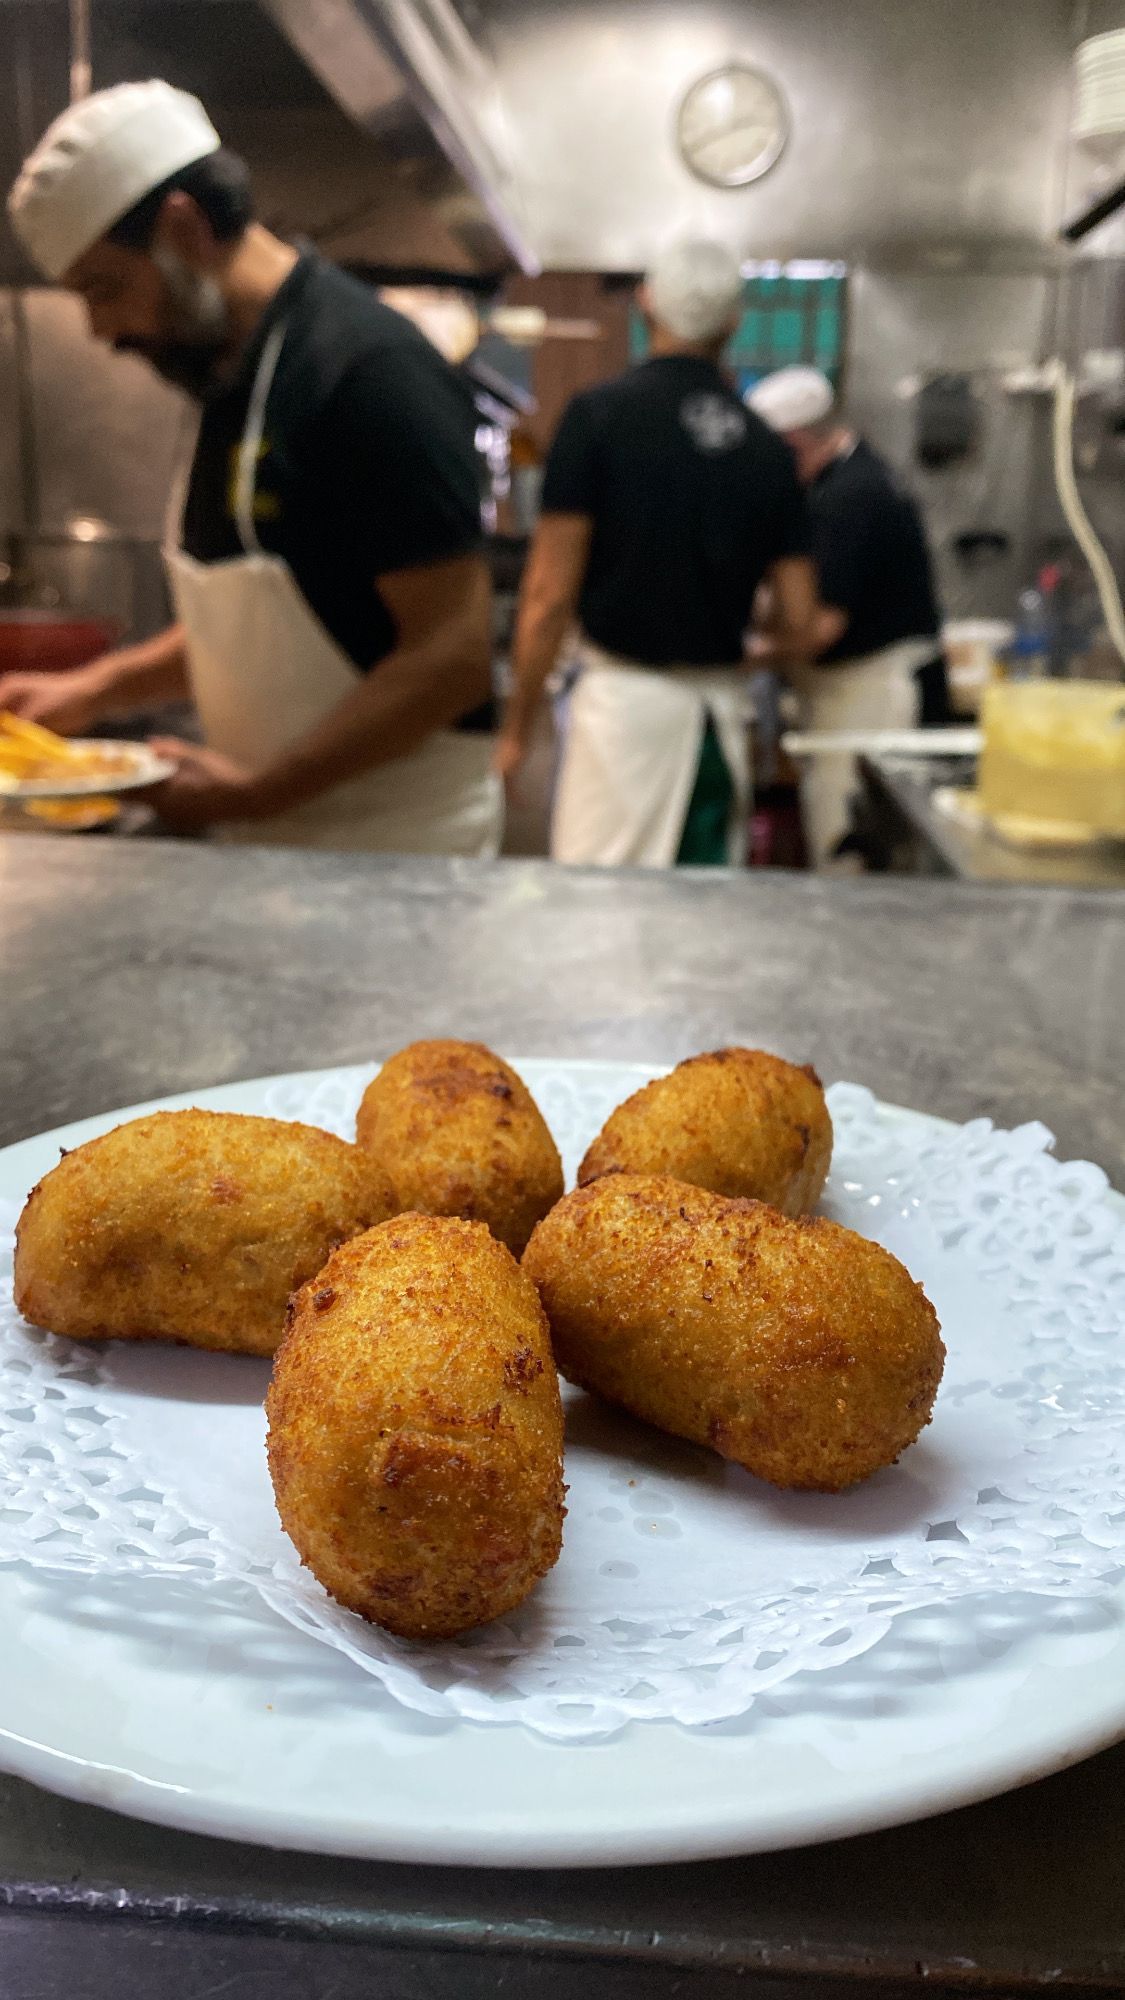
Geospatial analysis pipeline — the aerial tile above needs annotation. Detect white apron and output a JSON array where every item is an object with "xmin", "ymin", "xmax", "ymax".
[
  {"xmin": 164, "ymin": 321, "xmax": 503, "ymax": 856},
  {"xmin": 792, "ymin": 638, "xmax": 931, "ymax": 867},
  {"xmin": 551, "ymin": 640, "xmax": 754, "ymax": 869}
]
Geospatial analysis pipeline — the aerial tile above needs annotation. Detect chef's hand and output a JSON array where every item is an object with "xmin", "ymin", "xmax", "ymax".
[
  {"xmin": 746, "ymin": 631, "xmax": 779, "ymax": 662},
  {"xmin": 0, "ymin": 663, "xmax": 110, "ymax": 734},
  {"xmin": 144, "ymin": 738, "xmax": 267, "ymax": 833},
  {"xmin": 493, "ymin": 726, "xmax": 527, "ymax": 779},
  {"xmin": 493, "ymin": 732, "xmax": 524, "ymax": 805}
]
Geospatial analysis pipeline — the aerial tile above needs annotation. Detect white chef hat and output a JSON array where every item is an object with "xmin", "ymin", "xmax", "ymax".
[
  {"xmin": 8, "ymin": 80, "xmax": 221, "ymax": 281},
  {"xmin": 646, "ymin": 239, "xmax": 744, "ymax": 343},
  {"xmin": 747, "ymin": 365, "xmax": 835, "ymax": 431}
]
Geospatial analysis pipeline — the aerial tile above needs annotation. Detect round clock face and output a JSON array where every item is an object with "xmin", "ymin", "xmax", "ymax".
[{"xmin": 677, "ymin": 63, "xmax": 790, "ymax": 189}]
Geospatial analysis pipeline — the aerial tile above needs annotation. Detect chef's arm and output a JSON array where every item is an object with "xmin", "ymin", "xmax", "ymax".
[
  {"xmin": 0, "ymin": 624, "xmax": 189, "ymax": 734},
  {"xmin": 498, "ymin": 514, "xmax": 592, "ymax": 770},
  {"xmin": 749, "ymin": 564, "xmax": 846, "ymax": 666},
  {"xmin": 809, "ymin": 605, "xmax": 848, "ymax": 656},
  {"xmin": 759, "ymin": 556, "xmax": 824, "ymax": 663},
  {"xmin": 248, "ymin": 554, "xmax": 492, "ymax": 815}
]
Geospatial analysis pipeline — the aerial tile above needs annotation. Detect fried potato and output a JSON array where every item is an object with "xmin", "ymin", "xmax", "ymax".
[
  {"xmin": 577, "ymin": 1048, "xmax": 832, "ymax": 1217},
  {"xmin": 523, "ymin": 1176, "xmax": 944, "ymax": 1492},
  {"xmin": 355, "ymin": 1039, "xmax": 563, "ymax": 1256},
  {"xmin": 14, "ymin": 1109, "xmax": 398, "ymax": 1356},
  {"xmin": 266, "ymin": 1213, "xmax": 565, "ymax": 1638}
]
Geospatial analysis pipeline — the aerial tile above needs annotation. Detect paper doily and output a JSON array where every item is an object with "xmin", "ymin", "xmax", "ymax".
[{"xmin": 1, "ymin": 1062, "xmax": 1123, "ymax": 1739}]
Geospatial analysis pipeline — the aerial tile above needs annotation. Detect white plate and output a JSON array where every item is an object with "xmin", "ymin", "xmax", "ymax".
[
  {"xmin": 1, "ymin": 1066, "xmax": 1124, "ymax": 1866},
  {"xmin": 0, "ymin": 739, "xmax": 174, "ymax": 799}
]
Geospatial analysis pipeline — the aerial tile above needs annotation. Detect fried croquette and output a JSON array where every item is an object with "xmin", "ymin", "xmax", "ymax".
[
  {"xmin": 355, "ymin": 1039, "xmax": 563, "ymax": 1256},
  {"xmin": 14, "ymin": 1109, "xmax": 398, "ymax": 1356},
  {"xmin": 523, "ymin": 1176, "xmax": 944, "ymax": 1492},
  {"xmin": 266, "ymin": 1214, "xmax": 565, "ymax": 1638},
  {"xmin": 577, "ymin": 1048, "xmax": 832, "ymax": 1217}
]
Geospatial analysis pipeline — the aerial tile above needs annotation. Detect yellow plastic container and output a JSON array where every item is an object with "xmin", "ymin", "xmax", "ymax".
[{"xmin": 979, "ymin": 680, "xmax": 1125, "ymax": 837}]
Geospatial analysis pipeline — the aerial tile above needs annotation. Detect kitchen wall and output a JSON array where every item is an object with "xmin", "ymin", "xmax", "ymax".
[
  {"xmin": 0, "ymin": 293, "xmax": 190, "ymax": 537},
  {"xmin": 479, "ymin": 0, "xmax": 1074, "ymax": 269},
  {"xmin": 502, "ymin": 273, "xmax": 631, "ymax": 454},
  {"xmin": 476, "ymin": 0, "xmax": 1123, "ymax": 619},
  {"xmin": 0, "ymin": 285, "xmax": 192, "ymax": 633},
  {"xmin": 845, "ymin": 268, "xmax": 1058, "ymax": 621}
]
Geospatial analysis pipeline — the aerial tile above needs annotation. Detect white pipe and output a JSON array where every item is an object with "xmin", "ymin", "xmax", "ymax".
[{"xmin": 1052, "ymin": 363, "xmax": 1125, "ymax": 665}]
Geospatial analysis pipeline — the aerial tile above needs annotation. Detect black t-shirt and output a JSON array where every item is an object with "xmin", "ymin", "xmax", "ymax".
[
  {"xmin": 540, "ymin": 357, "xmax": 811, "ymax": 666},
  {"xmin": 181, "ymin": 252, "xmax": 483, "ymax": 672},
  {"xmin": 810, "ymin": 439, "xmax": 940, "ymax": 663}
]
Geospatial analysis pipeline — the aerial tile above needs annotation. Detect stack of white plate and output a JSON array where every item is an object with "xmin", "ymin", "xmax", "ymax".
[{"xmin": 1074, "ymin": 28, "xmax": 1125, "ymax": 153}]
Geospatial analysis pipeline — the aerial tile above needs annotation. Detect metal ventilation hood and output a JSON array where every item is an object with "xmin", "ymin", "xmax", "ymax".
[{"xmin": 258, "ymin": 0, "xmax": 536, "ymax": 273}]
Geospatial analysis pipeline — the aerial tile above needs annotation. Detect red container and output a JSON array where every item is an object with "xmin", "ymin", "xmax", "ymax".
[{"xmin": 0, "ymin": 610, "xmax": 120, "ymax": 675}]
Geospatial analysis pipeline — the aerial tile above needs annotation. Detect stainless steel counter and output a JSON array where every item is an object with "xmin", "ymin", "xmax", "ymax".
[
  {"xmin": 2, "ymin": 835, "xmax": 1125, "ymax": 1996},
  {"xmin": 2, "ymin": 836, "xmax": 1122, "ymax": 1178},
  {"xmin": 861, "ymin": 753, "xmax": 1125, "ymax": 890}
]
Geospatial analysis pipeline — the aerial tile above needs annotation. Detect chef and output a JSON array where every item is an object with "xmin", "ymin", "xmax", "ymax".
[
  {"xmin": 747, "ymin": 366, "xmax": 943, "ymax": 868},
  {"xmin": 2, "ymin": 82, "xmax": 502, "ymax": 853},
  {"xmin": 495, "ymin": 240, "xmax": 816, "ymax": 868}
]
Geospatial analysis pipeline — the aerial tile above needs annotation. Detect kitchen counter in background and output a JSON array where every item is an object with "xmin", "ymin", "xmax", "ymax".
[
  {"xmin": 2, "ymin": 836, "xmax": 1125, "ymax": 1997},
  {"xmin": 861, "ymin": 751, "xmax": 1125, "ymax": 889}
]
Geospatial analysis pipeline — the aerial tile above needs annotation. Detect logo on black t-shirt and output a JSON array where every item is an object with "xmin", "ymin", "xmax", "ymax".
[{"xmin": 680, "ymin": 394, "xmax": 748, "ymax": 455}]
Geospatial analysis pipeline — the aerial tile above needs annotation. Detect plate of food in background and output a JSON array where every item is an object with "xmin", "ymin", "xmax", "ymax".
[
  {"xmin": 0, "ymin": 711, "xmax": 172, "ymax": 799},
  {"xmin": 2, "ymin": 794, "xmax": 123, "ymax": 833}
]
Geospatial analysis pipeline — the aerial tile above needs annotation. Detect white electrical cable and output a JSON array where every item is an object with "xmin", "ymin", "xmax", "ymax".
[{"xmin": 1052, "ymin": 363, "xmax": 1125, "ymax": 665}]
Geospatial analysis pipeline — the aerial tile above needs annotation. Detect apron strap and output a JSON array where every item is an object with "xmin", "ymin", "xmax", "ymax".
[
  {"xmin": 163, "ymin": 404, "xmax": 203, "ymax": 552},
  {"xmin": 233, "ymin": 319, "xmax": 288, "ymax": 556}
]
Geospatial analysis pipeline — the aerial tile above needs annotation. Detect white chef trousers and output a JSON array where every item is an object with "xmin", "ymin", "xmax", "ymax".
[{"xmin": 793, "ymin": 640, "xmax": 930, "ymax": 866}]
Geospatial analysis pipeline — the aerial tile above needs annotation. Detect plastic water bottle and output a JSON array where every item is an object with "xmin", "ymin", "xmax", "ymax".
[{"xmin": 1006, "ymin": 588, "xmax": 1049, "ymax": 680}]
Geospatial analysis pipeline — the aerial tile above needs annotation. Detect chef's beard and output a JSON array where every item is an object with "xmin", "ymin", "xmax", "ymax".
[{"xmin": 116, "ymin": 249, "xmax": 233, "ymax": 400}]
